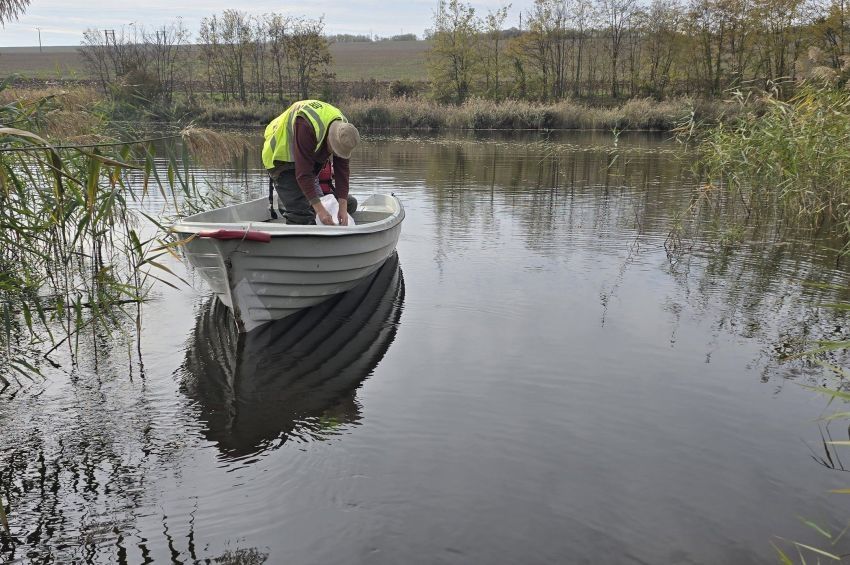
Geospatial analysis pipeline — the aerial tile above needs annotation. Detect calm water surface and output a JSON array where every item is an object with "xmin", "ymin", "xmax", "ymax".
[{"xmin": 2, "ymin": 131, "xmax": 850, "ymax": 564}]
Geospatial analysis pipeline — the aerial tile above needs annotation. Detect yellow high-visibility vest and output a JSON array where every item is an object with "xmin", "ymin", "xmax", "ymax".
[{"xmin": 262, "ymin": 100, "xmax": 347, "ymax": 169}]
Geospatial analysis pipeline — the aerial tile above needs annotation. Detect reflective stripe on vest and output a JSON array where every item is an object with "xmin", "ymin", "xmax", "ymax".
[{"xmin": 262, "ymin": 100, "xmax": 346, "ymax": 169}]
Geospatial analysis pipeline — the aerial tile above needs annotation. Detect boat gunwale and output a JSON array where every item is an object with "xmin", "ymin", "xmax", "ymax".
[{"xmin": 171, "ymin": 195, "xmax": 405, "ymax": 238}]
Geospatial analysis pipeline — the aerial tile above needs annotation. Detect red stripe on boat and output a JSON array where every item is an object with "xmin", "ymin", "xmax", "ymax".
[{"xmin": 198, "ymin": 229, "xmax": 272, "ymax": 243}]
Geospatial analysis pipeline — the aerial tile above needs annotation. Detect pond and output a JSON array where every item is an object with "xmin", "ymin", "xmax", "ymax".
[{"xmin": 2, "ymin": 130, "xmax": 850, "ymax": 564}]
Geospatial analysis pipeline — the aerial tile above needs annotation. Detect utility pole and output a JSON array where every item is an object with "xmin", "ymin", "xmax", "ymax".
[{"xmin": 36, "ymin": 27, "xmax": 42, "ymax": 52}]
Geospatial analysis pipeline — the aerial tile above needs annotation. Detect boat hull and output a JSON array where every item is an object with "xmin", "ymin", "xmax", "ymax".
[{"xmin": 175, "ymin": 194, "xmax": 403, "ymax": 332}]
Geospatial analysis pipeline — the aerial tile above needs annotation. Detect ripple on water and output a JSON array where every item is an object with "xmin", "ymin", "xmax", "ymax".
[{"xmin": 3, "ymin": 132, "xmax": 850, "ymax": 563}]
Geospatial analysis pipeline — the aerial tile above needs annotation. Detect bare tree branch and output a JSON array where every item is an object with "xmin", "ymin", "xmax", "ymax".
[{"xmin": 0, "ymin": 0, "xmax": 30, "ymax": 25}]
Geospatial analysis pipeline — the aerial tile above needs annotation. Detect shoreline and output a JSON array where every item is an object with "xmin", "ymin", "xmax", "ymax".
[
  {"xmin": 183, "ymin": 96, "xmax": 743, "ymax": 132},
  {"xmin": 0, "ymin": 81, "xmax": 746, "ymax": 134}
]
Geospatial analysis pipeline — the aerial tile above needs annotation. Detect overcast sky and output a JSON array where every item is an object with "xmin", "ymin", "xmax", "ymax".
[{"xmin": 0, "ymin": 0, "xmax": 529, "ymax": 47}]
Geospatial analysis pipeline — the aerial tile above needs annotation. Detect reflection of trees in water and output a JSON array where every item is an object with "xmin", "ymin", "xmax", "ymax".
[
  {"xmin": 360, "ymin": 134, "xmax": 691, "ymax": 257},
  {"xmin": 358, "ymin": 135, "xmax": 850, "ymax": 384},
  {"xmin": 178, "ymin": 253, "xmax": 405, "ymax": 460},
  {"xmin": 224, "ymin": 131, "xmax": 686, "ymax": 262},
  {"xmin": 0, "ymin": 308, "xmax": 176, "ymax": 560},
  {"xmin": 664, "ymin": 241, "xmax": 850, "ymax": 381},
  {"xmin": 1, "ymin": 412, "xmax": 266, "ymax": 563},
  {"xmin": 220, "ymin": 131, "xmax": 687, "ymax": 254},
  {"xmin": 226, "ymin": 132, "xmax": 846, "ymax": 379},
  {"xmin": 0, "ymin": 388, "xmax": 192, "ymax": 562}
]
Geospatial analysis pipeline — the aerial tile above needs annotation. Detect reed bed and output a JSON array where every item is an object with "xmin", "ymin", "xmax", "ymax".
[
  {"xmin": 0, "ymin": 87, "xmax": 233, "ymax": 393},
  {"xmin": 0, "ymin": 85, "xmax": 105, "ymax": 140},
  {"xmin": 180, "ymin": 124, "xmax": 253, "ymax": 166},
  {"xmin": 179, "ymin": 94, "xmax": 739, "ymax": 131},
  {"xmin": 683, "ymin": 84, "xmax": 850, "ymax": 246},
  {"xmin": 0, "ymin": 83, "xmax": 243, "ymax": 546},
  {"xmin": 675, "ymin": 83, "xmax": 850, "ymax": 563},
  {"xmin": 0, "ymin": 83, "xmax": 746, "ymax": 132},
  {"xmin": 185, "ymin": 99, "xmax": 282, "ymax": 126},
  {"xmin": 342, "ymin": 96, "xmax": 740, "ymax": 131},
  {"xmin": 0, "ymin": 85, "xmax": 102, "ymax": 110}
]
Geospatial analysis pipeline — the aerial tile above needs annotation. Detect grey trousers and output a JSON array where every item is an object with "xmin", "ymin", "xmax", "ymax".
[{"xmin": 272, "ymin": 169, "xmax": 357, "ymax": 225}]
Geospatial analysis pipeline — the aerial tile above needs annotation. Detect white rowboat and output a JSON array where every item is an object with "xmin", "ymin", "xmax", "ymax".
[{"xmin": 172, "ymin": 193, "xmax": 404, "ymax": 332}]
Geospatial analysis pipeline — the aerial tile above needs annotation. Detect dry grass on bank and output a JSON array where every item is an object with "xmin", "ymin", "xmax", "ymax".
[
  {"xmin": 345, "ymin": 98, "xmax": 734, "ymax": 130},
  {"xmin": 1, "ymin": 84, "xmax": 744, "ymax": 132},
  {"xmin": 0, "ymin": 85, "xmax": 100, "ymax": 107},
  {"xmin": 0, "ymin": 85, "xmax": 105, "ymax": 141},
  {"xmin": 186, "ymin": 99, "xmax": 281, "ymax": 126},
  {"xmin": 343, "ymin": 96, "xmax": 743, "ymax": 131},
  {"xmin": 188, "ymin": 95, "xmax": 742, "ymax": 131}
]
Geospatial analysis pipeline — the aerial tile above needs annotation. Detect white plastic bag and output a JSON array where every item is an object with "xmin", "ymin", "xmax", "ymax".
[{"xmin": 316, "ymin": 193, "xmax": 356, "ymax": 226}]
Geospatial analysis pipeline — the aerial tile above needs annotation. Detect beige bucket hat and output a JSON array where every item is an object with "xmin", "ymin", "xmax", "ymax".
[{"xmin": 327, "ymin": 120, "xmax": 360, "ymax": 159}]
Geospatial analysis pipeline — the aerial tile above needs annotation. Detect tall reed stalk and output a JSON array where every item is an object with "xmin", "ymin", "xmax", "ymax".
[{"xmin": 772, "ymin": 375, "xmax": 850, "ymax": 563}]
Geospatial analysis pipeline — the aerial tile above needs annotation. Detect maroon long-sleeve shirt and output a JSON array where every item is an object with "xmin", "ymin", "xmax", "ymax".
[{"xmin": 291, "ymin": 116, "xmax": 350, "ymax": 205}]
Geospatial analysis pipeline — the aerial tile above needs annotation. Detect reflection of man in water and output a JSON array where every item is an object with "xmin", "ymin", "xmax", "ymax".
[{"xmin": 262, "ymin": 100, "xmax": 360, "ymax": 226}]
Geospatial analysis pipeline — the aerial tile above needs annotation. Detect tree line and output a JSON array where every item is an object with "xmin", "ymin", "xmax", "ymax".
[
  {"xmin": 76, "ymin": 1, "xmax": 850, "ymax": 111},
  {"xmin": 428, "ymin": 0, "xmax": 850, "ymax": 102},
  {"xmin": 78, "ymin": 11, "xmax": 421, "ymax": 109},
  {"xmin": 79, "ymin": 10, "xmax": 333, "ymax": 108}
]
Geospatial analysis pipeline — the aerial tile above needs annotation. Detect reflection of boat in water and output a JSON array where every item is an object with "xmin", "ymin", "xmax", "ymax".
[
  {"xmin": 172, "ymin": 194, "xmax": 404, "ymax": 332},
  {"xmin": 178, "ymin": 253, "xmax": 404, "ymax": 459}
]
